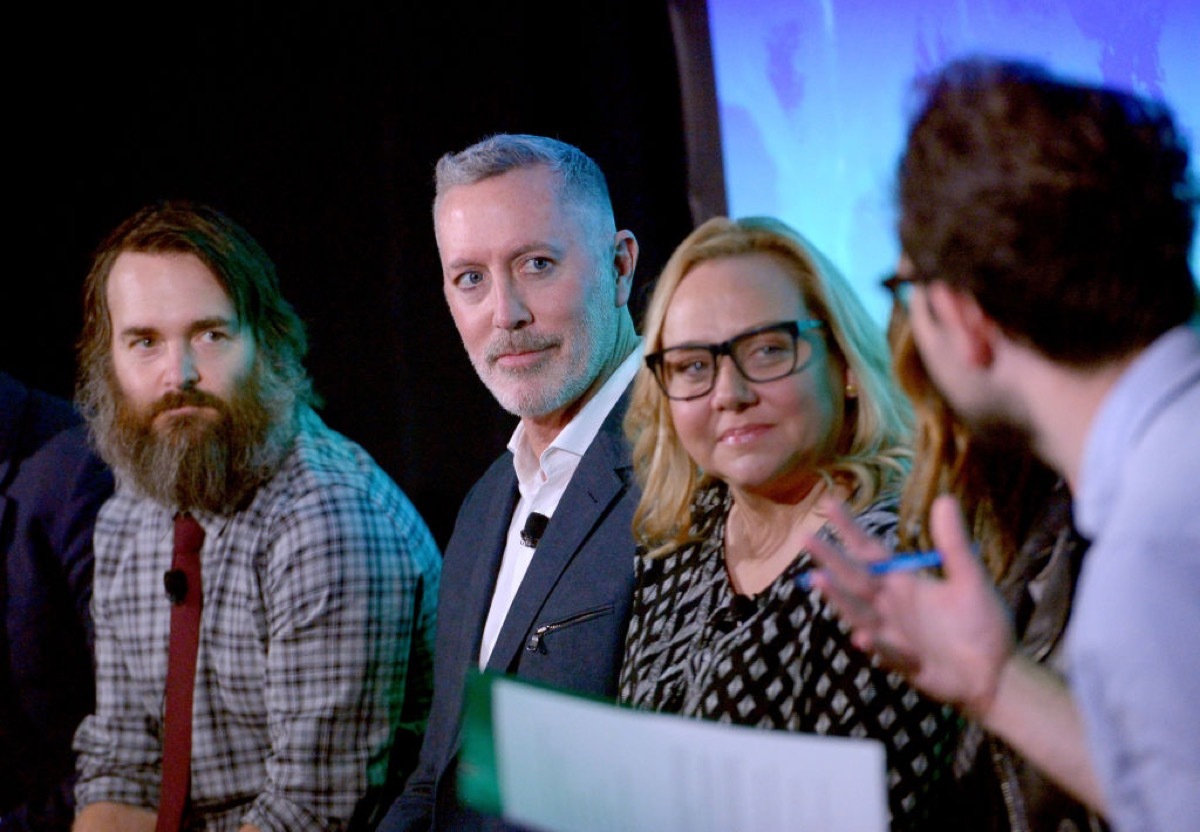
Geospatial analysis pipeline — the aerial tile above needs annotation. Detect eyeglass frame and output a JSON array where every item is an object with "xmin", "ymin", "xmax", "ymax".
[
  {"xmin": 880, "ymin": 272, "xmax": 931, "ymax": 309},
  {"xmin": 644, "ymin": 319, "xmax": 826, "ymax": 402}
]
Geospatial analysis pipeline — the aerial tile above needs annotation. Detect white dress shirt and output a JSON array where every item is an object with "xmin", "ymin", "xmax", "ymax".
[{"xmin": 478, "ymin": 345, "xmax": 642, "ymax": 667}]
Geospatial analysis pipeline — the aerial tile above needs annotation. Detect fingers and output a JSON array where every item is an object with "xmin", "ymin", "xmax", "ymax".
[
  {"xmin": 929, "ymin": 494, "xmax": 986, "ymax": 583},
  {"xmin": 813, "ymin": 568, "xmax": 921, "ymax": 678},
  {"xmin": 803, "ymin": 535, "xmax": 880, "ymax": 627},
  {"xmin": 803, "ymin": 498, "xmax": 929, "ymax": 677},
  {"xmin": 870, "ymin": 638, "xmax": 922, "ymax": 677},
  {"xmin": 801, "ymin": 497, "xmax": 892, "ymax": 624},
  {"xmin": 801, "ymin": 498, "xmax": 888, "ymax": 586},
  {"xmin": 803, "ymin": 531, "xmax": 865, "ymax": 589},
  {"xmin": 819, "ymin": 498, "xmax": 890, "ymax": 564}
]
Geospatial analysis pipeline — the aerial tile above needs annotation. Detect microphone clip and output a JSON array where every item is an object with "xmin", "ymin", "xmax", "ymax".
[
  {"xmin": 520, "ymin": 512, "xmax": 551, "ymax": 548},
  {"xmin": 164, "ymin": 569, "xmax": 188, "ymax": 605}
]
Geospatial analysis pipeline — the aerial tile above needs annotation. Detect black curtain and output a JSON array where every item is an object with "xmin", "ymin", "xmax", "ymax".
[{"xmin": 7, "ymin": 2, "xmax": 699, "ymax": 545}]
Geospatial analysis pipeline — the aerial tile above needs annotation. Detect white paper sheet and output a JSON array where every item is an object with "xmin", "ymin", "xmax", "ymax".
[{"xmin": 486, "ymin": 676, "xmax": 888, "ymax": 832}]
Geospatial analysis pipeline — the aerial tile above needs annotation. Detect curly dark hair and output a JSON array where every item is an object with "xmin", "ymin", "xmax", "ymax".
[{"xmin": 899, "ymin": 57, "xmax": 1197, "ymax": 367}]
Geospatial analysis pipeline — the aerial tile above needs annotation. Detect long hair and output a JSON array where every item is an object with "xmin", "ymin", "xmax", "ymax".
[
  {"xmin": 76, "ymin": 201, "xmax": 315, "ymax": 426},
  {"xmin": 890, "ymin": 312, "xmax": 1059, "ymax": 579},
  {"xmin": 626, "ymin": 216, "xmax": 911, "ymax": 556}
]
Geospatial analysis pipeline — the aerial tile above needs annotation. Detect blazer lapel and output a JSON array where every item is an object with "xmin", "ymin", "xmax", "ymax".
[
  {"xmin": 485, "ymin": 406, "xmax": 632, "ymax": 672},
  {"xmin": 458, "ymin": 466, "xmax": 520, "ymax": 664}
]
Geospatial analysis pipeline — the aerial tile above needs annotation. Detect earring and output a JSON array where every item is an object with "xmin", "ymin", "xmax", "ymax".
[{"xmin": 845, "ymin": 383, "xmax": 858, "ymax": 398}]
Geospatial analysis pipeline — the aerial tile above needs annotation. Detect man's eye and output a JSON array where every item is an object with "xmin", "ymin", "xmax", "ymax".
[
  {"xmin": 200, "ymin": 330, "xmax": 229, "ymax": 343},
  {"xmin": 455, "ymin": 271, "xmax": 485, "ymax": 289},
  {"xmin": 525, "ymin": 257, "xmax": 552, "ymax": 272},
  {"xmin": 131, "ymin": 337, "xmax": 156, "ymax": 349}
]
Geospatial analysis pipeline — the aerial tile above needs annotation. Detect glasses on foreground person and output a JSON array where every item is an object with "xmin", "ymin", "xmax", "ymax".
[{"xmin": 889, "ymin": 306, "xmax": 1105, "ymax": 831}]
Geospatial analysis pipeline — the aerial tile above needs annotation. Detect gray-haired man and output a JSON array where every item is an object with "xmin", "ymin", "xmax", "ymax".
[{"xmin": 381, "ymin": 135, "xmax": 642, "ymax": 831}]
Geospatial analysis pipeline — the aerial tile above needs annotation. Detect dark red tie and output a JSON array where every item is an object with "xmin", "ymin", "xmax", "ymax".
[{"xmin": 156, "ymin": 513, "xmax": 204, "ymax": 832}]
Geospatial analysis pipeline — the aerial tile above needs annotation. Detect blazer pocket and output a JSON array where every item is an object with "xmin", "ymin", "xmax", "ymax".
[{"xmin": 525, "ymin": 604, "xmax": 615, "ymax": 654}]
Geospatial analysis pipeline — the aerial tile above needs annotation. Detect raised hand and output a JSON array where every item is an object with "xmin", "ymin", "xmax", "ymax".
[{"xmin": 803, "ymin": 494, "xmax": 1015, "ymax": 718}]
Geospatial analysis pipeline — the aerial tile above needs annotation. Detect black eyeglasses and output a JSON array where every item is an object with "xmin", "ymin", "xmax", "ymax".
[
  {"xmin": 645, "ymin": 319, "xmax": 824, "ymax": 401},
  {"xmin": 881, "ymin": 272, "xmax": 926, "ymax": 309}
]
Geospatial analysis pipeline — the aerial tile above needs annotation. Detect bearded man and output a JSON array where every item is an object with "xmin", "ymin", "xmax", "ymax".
[
  {"xmin": 804, "ymin": 59, "xmax": 1199, "ymax": 831},
  {"xmin": 71, "ymin": 202, "xmax": 442, "ymax": 832}
]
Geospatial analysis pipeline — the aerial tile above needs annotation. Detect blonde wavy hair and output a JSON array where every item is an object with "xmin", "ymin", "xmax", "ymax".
[
  {"xmin": 626, "ymin": 216, "xmax": 912, "ymax": 557},
  {"xmin": 890, "ymin": 312, "xmax": 1059, "ymax": 579}
]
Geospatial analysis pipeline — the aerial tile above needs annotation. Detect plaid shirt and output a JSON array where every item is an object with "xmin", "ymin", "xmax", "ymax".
[{"xmin": 74, "ymin": 409, "xmax": 441, "ymax": 831}]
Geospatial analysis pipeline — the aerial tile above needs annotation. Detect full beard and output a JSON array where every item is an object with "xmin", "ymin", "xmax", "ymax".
[
  {"xmin": 90, "ymin": 368, "xmax": 296, "ymax": 514},
  {"xmin": 958, "ymin": 399, "xmax": 1037, "ymax": 456}
]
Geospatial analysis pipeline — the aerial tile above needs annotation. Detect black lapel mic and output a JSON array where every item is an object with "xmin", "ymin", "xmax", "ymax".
[
  {"xmin": 164, "ymin": 569, "xmax": 188, "ymax": 605},
  {"xmin": 519, "ymin": 512, "xmax": 551, "ymax": 548}
]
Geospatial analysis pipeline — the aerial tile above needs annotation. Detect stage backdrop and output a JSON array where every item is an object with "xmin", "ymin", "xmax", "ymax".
[
  {"xmin": 704, "ymin": 0, "xmax": 1200, "ymax": 323},
  {"xmin": 7, "ymin": 3, "xmax": 695, "ymax": 545}
]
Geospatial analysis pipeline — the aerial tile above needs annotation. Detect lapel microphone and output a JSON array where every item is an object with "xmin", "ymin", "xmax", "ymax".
[
  {"xmin": 164, "ymin": 569, "xmax": 188, "ymax": 605},
  {"xmin": 520, "ymin": 512, "xmax": 551, "ymax": 548}
]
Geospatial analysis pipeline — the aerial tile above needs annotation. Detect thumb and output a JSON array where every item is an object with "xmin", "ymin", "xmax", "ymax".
[{"xmin": 929, "ymin": 494, "xmax": 985, "ymax": 582}]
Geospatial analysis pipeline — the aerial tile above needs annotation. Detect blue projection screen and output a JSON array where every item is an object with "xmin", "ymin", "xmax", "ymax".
[{"xmin": 706, "ymin": 0, "xmax": 1200, "ymax": 323}]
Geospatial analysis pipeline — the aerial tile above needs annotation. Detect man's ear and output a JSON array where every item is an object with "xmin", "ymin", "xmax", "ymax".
[
  {"xmin": 612, "ymin": 230, "xmax": 638, "ymax": 308},
  {"xmin": 925, "ymin": 282, "xmax": 996, "ymax": 368}
]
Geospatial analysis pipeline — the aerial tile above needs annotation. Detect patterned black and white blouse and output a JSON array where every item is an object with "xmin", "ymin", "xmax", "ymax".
[{"xmin": 619, "ymin": 481, "xmax": 959, "ymax": 831}]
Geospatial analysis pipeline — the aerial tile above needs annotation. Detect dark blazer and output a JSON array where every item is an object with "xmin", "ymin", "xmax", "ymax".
[
  {"xmin": 380, "ymin": 393, "xmax": 638, "ymax": 832},
  {"xmin": 1, "ymin": 373, "xmax": 113, "ymax": 831}
]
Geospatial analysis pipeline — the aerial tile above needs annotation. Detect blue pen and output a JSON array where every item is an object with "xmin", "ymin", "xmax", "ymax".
[
  {"xmin": 796, "ymin": 549, "xmax": 943, "ymax": 590},
  {"xmin": 867, "ymin": 549, "xmax": 944, "ymax": 576}
]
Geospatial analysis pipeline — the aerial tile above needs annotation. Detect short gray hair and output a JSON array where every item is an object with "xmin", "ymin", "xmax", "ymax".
[{"xmin": 433, "ymin": 133, "xmax": 615, "ymax": 231}]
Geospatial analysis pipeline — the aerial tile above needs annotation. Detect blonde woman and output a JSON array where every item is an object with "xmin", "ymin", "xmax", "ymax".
[{"xmin": 618, "ymin": 216, "xmax": 957, "ymax": 830}]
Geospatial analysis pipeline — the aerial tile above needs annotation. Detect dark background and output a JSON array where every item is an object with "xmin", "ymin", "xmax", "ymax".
[{"xmin": 7, "ymin": 2, "xmax": 716, "ymax": 544}]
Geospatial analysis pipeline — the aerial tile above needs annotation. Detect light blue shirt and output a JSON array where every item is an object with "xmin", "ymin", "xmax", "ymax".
[{"xmin": 1070, "ymin": 322, "xmax": 1200, "ymax": 831}]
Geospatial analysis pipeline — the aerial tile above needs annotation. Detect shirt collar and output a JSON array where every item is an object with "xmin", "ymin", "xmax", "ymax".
[
  {"xmin": 1075, "ymin": 322, "xmax": 1200, "ymax": 538},
  {"xmin": 508, "ymin": 342, "xmax": 642, "ymax": 486}
]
